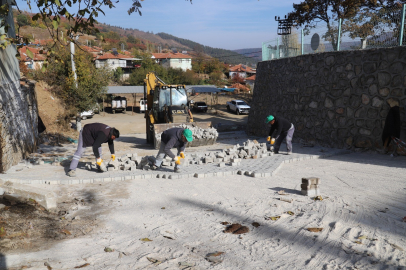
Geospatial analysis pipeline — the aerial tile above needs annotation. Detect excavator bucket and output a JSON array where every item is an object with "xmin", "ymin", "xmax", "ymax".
[{"xmin": 153, "ymin": 121, "xmax": 217, "ymax": 149}]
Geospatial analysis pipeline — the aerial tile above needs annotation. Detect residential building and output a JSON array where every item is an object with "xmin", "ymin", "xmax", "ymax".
[
  {"xmin": 246, "ymin": 74, "xmax": 256, "ymax": 92},
  {"xmin": 19, "ymin": 46, "xmax": 46, "ymax": 70},
  {"xmin": 228, "ymin": 64, "xmax": 256, "ymax": 79},
  {"xmin": 151, "ymin": 52, "xmax": 192, "ymax": 71},
  {"xmin": 95, "ymin": 51, "xmax": 141, "ymax": 79}
]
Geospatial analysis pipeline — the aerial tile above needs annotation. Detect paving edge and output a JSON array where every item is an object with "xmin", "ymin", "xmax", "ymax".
[{"xmin": 2, "ymin": 150, "xmax": 351, "ymax": 184}]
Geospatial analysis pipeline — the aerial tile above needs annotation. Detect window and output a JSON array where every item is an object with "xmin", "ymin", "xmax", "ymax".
[{"xmin": 237, "ymin": 101, "xmax": 248, "ymax": 105}]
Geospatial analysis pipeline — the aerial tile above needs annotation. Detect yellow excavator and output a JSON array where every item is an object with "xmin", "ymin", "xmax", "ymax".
[{"xmin": 144, "ymin": 72, "xmax": 214, "ymax": 148}]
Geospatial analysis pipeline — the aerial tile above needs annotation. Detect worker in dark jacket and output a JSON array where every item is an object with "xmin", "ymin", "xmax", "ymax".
[
  {"xmin": 151, "ymin": 127, "xmax": 193, "ymax": 173},
  {"xmin": 266, "ymin": 115, "xmax": 294, "ymax": 154},
  {"xmin": 67, "ymin": 123, "xmax": 120, "ymax": 177}
]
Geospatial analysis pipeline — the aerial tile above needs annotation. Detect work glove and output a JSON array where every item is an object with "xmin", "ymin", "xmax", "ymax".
[
  {"xmin": 96, "ymin": 158, "xmax": 107, "ymax": 172},
  {"xmin": 180, "ymin": 152, "xmax": 185, "ymax": 159},
  {"xmin": 175, "ymin": 156, "xmax": 181, "ymax": 165},
  {"xmin": 96, "ymin": 158, "xmax": 103, "ymax": 166},
  {"xmin": 271, "ymin": 138, "xmax": 275, "ymax": 145},
  {"xmin": 267, "ymin": 136, "xmax": 271, "ymax": 142},
  {"xmin": 111, "ymin": 154, "xmax": 116, "ymax": 161}
]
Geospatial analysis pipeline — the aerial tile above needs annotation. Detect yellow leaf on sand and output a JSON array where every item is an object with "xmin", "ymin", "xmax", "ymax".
[
  {"xmin": 140, "ymin": 238, "xmax": 152, "ymax": 242},
  {"xmin": 307, "ymin": 228, "xmax": 323, "ymax": 233},
  {"xmin": 358, "ymin": 235, "xmax": 367, "ymax": 240},
  {"xmin": 286, "ymin": 211, "xmax": 295, "ymax": 215}
]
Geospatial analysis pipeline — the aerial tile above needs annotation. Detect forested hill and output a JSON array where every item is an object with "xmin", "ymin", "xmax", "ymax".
[
  {"xmin": 157, "ymin": 32, "xmax": 258, "ymax": 66},
  {"xmin": 233, "ymin": 48, "xmax": 262, "ymax": 62}
]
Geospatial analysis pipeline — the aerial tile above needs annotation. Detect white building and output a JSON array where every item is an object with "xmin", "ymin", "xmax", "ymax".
[
  {"xmin": 151, "ymin": 52, "xmax": 192, "ymax": 71},
  {"xmin": 95, "ymin": 52, "xmax": 141, "ymax": 79}
]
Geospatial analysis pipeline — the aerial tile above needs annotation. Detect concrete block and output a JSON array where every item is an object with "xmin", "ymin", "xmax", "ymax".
[
  {"xmin": 302, "ymin": 177, "xmax": 320, "ymax": 185},
  {"xmin": 204, "ymin": 157, "xmax": 214, "ymax": 163},
  {"xmin": 218, "ymin": 162, "xmax": 225, "ymax": 167},
  {"xmin": 301, "ymin": 188, "xmax": 321, "ymax": 197},
  {"xmin": 251, "ymin": 172, "xmax": 262, "ymax": 178},
  {"xmin": 194, "ymin": 173, "xmax": 205, "ymax": 178},
  {"xmin": 1, "ymin": 181, "xmax": 57, "ymax": 210},
  {"xmin": 301, "ymin": 183, "xmax": 319, "ymax": 190}
]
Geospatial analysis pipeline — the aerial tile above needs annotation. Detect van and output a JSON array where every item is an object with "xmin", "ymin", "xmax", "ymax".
[{"xmin": 140, "ymin": 98, "xmax": 147, "ymax": 113}]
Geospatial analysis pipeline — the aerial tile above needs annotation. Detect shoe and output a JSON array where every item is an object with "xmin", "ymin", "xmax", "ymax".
[
  {"xmin": 150, "ymin": 164, "xmax": 159, "ymax": 170},
  {"xmin": 67, "ymin": 170, "xmax": 76, "ymax": 177},
  {"xmin": 97, "ymin": 164, "xmax": 107, "ymax": 172},
  {"xmin": 287, "ymin": 151, "xmax": 292, "ymax": 155}
]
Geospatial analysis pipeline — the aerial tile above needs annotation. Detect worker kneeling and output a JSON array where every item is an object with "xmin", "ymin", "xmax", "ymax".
[
  {"xmin": 67, "ymin": 123, "xmax": 120, "ymax": 177},
  {"xmin": 266, "ymin": 115, "xmax": 294, "ymax": 154},
  {"xmin": 151, "ymin": 128, "xmax": 193, "ymax": 173}
]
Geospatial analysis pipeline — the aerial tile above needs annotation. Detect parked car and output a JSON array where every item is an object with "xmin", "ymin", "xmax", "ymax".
[
  {"xmin": 80, "ymin": 110, "xmax": 94, "ymax": 120},
  {"xmin": 226, "ymin": 100, "xmax": 250, "ymax": 115},
  {"xmin": 193, "ymin": 101, "xmax": 208, "ymax": 113}
]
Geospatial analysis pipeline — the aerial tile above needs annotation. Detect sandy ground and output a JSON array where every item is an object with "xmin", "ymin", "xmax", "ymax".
[{"xmin": 1, "ymin": 132, "xmax": 406, "ymax": 269}]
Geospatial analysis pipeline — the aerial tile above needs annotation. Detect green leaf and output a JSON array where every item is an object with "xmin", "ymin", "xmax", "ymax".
[
  {"xmin": 55, "ymin": 0, "xmax": 61, "ymax": 6},
  {"xmin": 358, "ymin": 235, "xmax": 367, "ymax": 240},
  {"xmin": 26, "ymin": 49, "xmax": 34, "ymax": 59},
  {"xmin": 41, "ymin": 65, "xmax": 46, "ymax": 72},
  {"xmin": 52, "ymin": 20, "xmax": 59, "ymax": 30}
]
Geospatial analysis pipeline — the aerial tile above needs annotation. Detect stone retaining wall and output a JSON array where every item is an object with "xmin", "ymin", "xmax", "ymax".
[
  {"xmin": 0, "ymin": 3, "xmax": 39, "ymax": 172},
  {"xmin": 248, "ymin": 47, "xmax": 406, "ymax": 149}
]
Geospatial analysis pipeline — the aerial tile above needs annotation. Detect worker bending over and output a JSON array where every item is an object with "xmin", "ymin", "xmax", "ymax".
[
  {"xmin": 67, "ymin": 123, "xmax": 120, "ymax": 177},
  {"xmin": 151, "ymin": 127, "xmax": 193, "ymax": 173},
  {"xmin": 266, "ymin": 115, "xmax": 294, "ymax": 154}
]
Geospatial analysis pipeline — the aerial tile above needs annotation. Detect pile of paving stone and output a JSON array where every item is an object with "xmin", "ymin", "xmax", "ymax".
[
  {"xmin": 139, "ymin": 139, "xmax": 273, "ymax": 171},
  {"xmin": 155, "ymin": 124, "xmax": 219, "ymax": 147}
]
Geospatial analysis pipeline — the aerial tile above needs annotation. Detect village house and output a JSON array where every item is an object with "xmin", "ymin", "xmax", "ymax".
[
  {"xmin": 19, "ymin": 46, "xmax": 46, "ymax": 70},
  {"xmin": 151, "ymin": 52, "xmax": 192, "ymax": 71},
  {"xmin": 95, "ymin": 49, "xmax": 141, "ymax": 79},
  {"xmin": 245, "ymin": 74, "xmax": 256, "ymax": 92},
  {"xmin": 228, "ymin": 64, "xmax": 256, "ymax": 79}
]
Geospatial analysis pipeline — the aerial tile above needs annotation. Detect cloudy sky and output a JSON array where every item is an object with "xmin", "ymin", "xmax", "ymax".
[{"xmin": 17, "ymin": 0, "xmax": 300, "ymax": 50}]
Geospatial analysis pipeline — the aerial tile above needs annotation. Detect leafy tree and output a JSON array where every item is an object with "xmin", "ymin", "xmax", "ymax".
[
  {"xmin": 33, "ymin": 47, "xmax": 111, "ymax": 114},
  {"xmin": 287, "ymin": 0, "xmax": 403, "ymax": 50},
  {"xmin": 113, "ymin": 67, "xmax": 124, "ymax": 83},
  {"xmin": 16, "ymin": 14, "xmax": 30, "ymax": 26},
  {"xmin": 127, "ymin": 35, "xmax": 138, "ymax": 44}
]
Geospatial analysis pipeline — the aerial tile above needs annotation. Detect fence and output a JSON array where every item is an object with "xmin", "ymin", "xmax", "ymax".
[{"xmin": 262, "ymin": 5, "xmax": 406, "ymax": 61}]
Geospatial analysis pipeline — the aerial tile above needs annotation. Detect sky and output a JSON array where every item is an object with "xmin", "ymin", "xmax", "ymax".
[{"xmin": 16, "ymin": 0, "xmax": 301, "ymax": 50}]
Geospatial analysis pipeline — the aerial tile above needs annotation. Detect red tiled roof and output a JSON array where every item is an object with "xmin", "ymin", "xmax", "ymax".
[
  {"xmin": 96, "ymin": 52, "xmax": 131, "ymax": 60},
  {"xmin": 31, "ymin": 39, "xmax": 53, "ymax": 45},
  {"xmin": 152, "ymin": 52, "xmax": 192, "ymax": 59},
  {"xmin": 246, "ymin": 75, "xmax": 256, "ymax": 81},
  {"xmin": 82, "ymin": 45, "xmax": 102, "ymax": 53},
  {"xmin": 19, "ymin": 46, "xmax": 46, "ymax": 61},
  {"xmin": 229, "ymin": 64, "xmax": 255, "ymax": 73}
]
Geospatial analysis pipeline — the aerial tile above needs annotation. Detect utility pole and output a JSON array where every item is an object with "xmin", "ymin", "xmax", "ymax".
[{"xmin": 70, "ymin": 36, "xmax": 80, "ymax": 131}]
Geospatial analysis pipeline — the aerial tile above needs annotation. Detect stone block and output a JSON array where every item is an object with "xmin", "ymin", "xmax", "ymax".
[
  {"xmin": 237, "ymin": 170, "xmax": 243, "ymax": 175},
  {"xmin": 218, "ymin": 162, "xmax": 225, "ymax": 167},
  {"xmin": 244, "ymin": 171, "xmax": 252, "ymax": 176},
  {"xmin": 301, "ymin": 183, "xmax": 319, "ymax": 190},
  {"xmin": 302, "ymin": 177, "xmax": 320, "ymax": 185},
  {"xmin": 1, "ymin": 181, "xmax": 57, "ymax": 210},
  {"xmin": 301, "ymin": 188, "xmax": 321, "ymax": 197},
  {"xmin": 204, "ymin": 157, "xmax": 214, "ymax": 163}
]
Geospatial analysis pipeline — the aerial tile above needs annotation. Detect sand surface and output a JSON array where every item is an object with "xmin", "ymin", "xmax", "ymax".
[{"xmin": 1, "ymin": 133, "xmax": 406, "ymax": 270}]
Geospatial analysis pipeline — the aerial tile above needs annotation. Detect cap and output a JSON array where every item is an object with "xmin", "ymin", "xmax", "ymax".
[
  {"xmin": 183, "ymin": 128, "xmax": 193, "ymax": 142},
  {"xmin": 266, "ymin": 115, "xmax": 274, "ymax": 123}
]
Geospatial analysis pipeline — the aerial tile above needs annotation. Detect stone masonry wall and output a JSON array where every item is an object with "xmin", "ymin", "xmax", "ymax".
[
  {"xmin": 0, "ymin": 0, "xmax": 39, "ymax": 172},
  {"xmin": 247, "ymin": 47, "xmax": 406, "ymax": 149},
  {"xmin": 0, "ymin": 79, "xmax": 39, "ymax": 172}
]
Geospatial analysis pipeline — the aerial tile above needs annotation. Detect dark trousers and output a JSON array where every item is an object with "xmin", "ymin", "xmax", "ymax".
[{"xmin": 274, "ymin": 126, "xmax": 295, "ymax": 153}]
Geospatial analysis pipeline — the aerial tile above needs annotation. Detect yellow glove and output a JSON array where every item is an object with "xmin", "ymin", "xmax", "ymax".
[
  {"xmin": 175, "ymin": 156, "xmax": 181, "ymax": 165},
  {"xmin": 111, "ymin": 154, "xmax": 116, "ymax": 161},
  {"xmin": 180, "ymin": 152, "xmax": 185, "ymax": 159},
  {"xmin": 267, "ymin": 136, "xmax": 271, "ymax": 142},
  {"xmin": 271, "ymin": 138, "xmax": 275, "ymax": 145},
  {"xmin": 96, "ymin": 158, "xmax": 103, "ymax": 166}
]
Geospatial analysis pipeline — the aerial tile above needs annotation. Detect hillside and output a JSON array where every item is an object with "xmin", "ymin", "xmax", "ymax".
[
  {"xmin": 233, "ymin": 48, "xmax": 262, "ymax": 62},
  {"xmin": 14, "ymin": 10, "xmax": 258, "ymax": 66},
  {"xmin": 157, "ymin": 32, "xmax": 258, "ymax": 66}
]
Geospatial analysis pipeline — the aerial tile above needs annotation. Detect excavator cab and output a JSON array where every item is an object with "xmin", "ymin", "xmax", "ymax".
[{"xmin": 144, "ymin": 72, "xmax": 215, "ymax": 148}]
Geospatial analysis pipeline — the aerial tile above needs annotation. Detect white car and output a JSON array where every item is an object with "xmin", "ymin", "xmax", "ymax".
[
  {"xmin": 80, "ymin": 110, "xmax": 94, "ymax": 120},
  {"xmin": 226, "ymin": 100, "xmax": 250, "ymax": 115}
]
